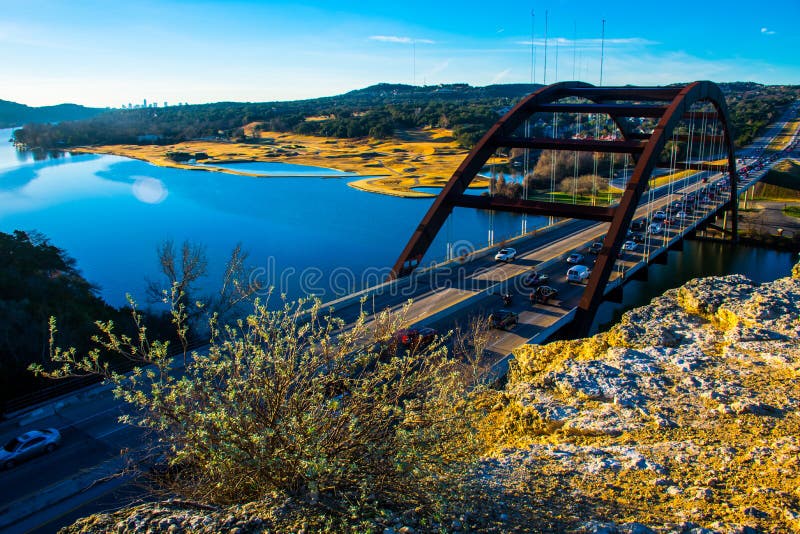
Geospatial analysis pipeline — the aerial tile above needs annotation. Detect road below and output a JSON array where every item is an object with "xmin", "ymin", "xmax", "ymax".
[{"xmin": 1, "ymin": 99, "xmax": 797, "ymax": 533}]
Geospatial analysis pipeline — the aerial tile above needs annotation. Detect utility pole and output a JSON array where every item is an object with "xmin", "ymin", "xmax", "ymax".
[
  {"xmin": 530, "ymin": 9, "xmax": 535, "ymax": 84},
  {"xmin": 412, "ymin": 40, "xmax": 416, "ymax": 85},
  {"xmin": 543, "ymin": 10, "xmax": 549, "ymax": 85},
  {"xmin": 572, "ymin": 20, "xmax": 577, "ymax": 80},
  {"xmin": 600, "ymin": 19, "xmax": 606, "ymax": 86},
  {"xmin": 555, "ymin": 37, "xmax": 559, "ymax": 82}
]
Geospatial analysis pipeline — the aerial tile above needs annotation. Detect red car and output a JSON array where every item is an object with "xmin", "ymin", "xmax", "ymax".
[{"xmin": 393, "ymin": 326, "xmax": 438, "ymax": 349}]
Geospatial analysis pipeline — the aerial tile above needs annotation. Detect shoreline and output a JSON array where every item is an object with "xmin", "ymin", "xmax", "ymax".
[{"xmin": 68, "ymin": 128, "xmax": 474, "ymax": 198}]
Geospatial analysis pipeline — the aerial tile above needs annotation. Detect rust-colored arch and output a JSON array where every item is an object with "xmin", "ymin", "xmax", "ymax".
[
  {"xmin": 573, "ymin": 81, "xmax": 738, "ymax": 333},
  {"xmin": 390, "ymin": 81, "xmax": 738, "ymax": 334}
]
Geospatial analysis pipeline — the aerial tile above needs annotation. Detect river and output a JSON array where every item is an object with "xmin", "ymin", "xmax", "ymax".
[
  {"xmin": 1, "ymin": 129, "xmax": 796, "ymax": 326},
  {"xmin": 0, "ymin": 129, "xmax": 545, "ymax": 307}
]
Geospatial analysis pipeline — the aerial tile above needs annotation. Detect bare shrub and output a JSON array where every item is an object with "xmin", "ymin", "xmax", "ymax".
[{"xmin": 31, "ymin": 295, "xmax": 483, "ymax": 510}]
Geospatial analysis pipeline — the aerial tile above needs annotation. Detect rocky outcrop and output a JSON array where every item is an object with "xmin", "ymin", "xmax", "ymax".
[
  {"xmin": 61, "ymin": 261, "xmax": 800, "ymax": 533},
  {"xmin": 484, "ymin": 263, "xmax": 800, "ymax": 533}
]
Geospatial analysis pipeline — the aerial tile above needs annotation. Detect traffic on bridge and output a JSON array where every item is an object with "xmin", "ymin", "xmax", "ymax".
[{"xmin": 1, "ymin": 83, "xmax": 798, "ymax": 533}]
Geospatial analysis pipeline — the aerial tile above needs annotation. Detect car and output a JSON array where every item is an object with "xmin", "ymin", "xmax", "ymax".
[
  {"xmin": 652, "ymin": 210, "xmax": 666, "ymax": 221},
  {"xmin": 530, "ymin": 285, "xmax": 558, "ymax": 304},
  {"xmin": 621, "ymin": 240, "xmax": 639, "ymax": 252},
  {"xmin": 566, "ymin": 252, "xmax": 584, "ymax": 264},
  {"xmin": 566, "ymin": 264, "xmax": 591, "ymax": 283},
  {"xmin": 631, "ymin": 218, "xmax": 647, "ymax": 231},
  {"xmin": 648, "ymin": 223, "xmax": 663, "ymax": 235},
  {"xmin": 1, "ymin": 428, "xmax": 61, "ymax": 469},
  {"xmin": 627, "ymin": 231, "xmax": 645, "ymax": 243},
  {"xmin": 494, "ymin": 248, "xmax": 517, "ymax": 262},
  {"xmin": 393, "ymin": 326, "xmax": 438, "ymax": 349},
  {"xmin": 587, "ymin": 241, "xmax": 603, "ymax": 254},
  {"xmin": 488, "ymin": 309, "xmax": 518, "ymax": 330},
  {"xmin": 521, "ymin": 271, "xmax": 549, "ymax": 287}
]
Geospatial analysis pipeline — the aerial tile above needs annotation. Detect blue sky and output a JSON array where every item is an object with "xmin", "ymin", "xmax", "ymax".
[{"xmin": 1, "ymin": 0, "xmax": 798, "ymax": 107}]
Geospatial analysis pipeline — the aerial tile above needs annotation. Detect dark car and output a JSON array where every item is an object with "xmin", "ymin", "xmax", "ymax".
[
  {"xmin": 488, "ymin": 310, "xmax": 519, "ymax": 330},
  {"xmin": 587, "ymin": 241, "xmax": 603, "ymax": 255},
  {"xmin": 627, "ymin": 231, "xmax": 645, "ymax": 243},
  {"xmin": 631, "ymin": 218, "xmax": 647, "ymax": 231},
  {"xmin": 530, "ymin": 285, "xmax": 558, "ymax": 305},
  {"xmin": 393, "ymin": 326, "xmax": 438, "ymax": 349},
  {"xmin": 521, "ymin": 271, "xmax": 549, "ymax": 287}
]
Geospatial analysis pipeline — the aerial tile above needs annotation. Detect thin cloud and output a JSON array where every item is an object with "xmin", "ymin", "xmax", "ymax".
[
  {"xmin": 369, "ymin": 35, "xmax": 435, "ymax": 44},
  {"xmin": 424, "ymin": 60, "xmax": 450, "ymax": 78},
  {"xmin": 516, "ymin": 37, "xmax": 658, "ymax": 48},
  {"xmin": 761, "ymin": 27, "xmax": 776, "ymax": 35},
  {"xmin": 489, "ymin": 68, "xmax": 512, "ymax": 84}
]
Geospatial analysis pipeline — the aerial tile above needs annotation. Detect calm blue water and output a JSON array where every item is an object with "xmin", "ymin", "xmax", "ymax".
[
  {"xmin": 0, "ymin": 129, "xmax": 541, "ymax": 306},
  {"xmin": 196, "ymin": 161, "xmax": 358, "ymax": 176},
  {"xmin": 591, "ymin": 240, "xmax": 798, "ymax": 333},
  {"xmin": 4, "ymin": 129, "xmax": 795, "ymax": 316},
  {"xmin": 412, "ymin": 186, "xmax": 490, "ymax": 195}
]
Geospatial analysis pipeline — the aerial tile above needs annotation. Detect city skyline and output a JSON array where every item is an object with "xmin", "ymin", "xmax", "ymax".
[{"xmin": 1, "ymin": 0, "xmax": 798, "ymax": 107}]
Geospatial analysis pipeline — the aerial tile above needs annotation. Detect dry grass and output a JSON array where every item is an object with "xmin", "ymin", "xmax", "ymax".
[
  {"xmin": 650, "ymin": 169, "xmax": 700, "ymax": 189},
  {"xmin": 72, "ymin": 127, "xmax": 482, "ymax": 198},
  {"xmin": 769, "ymin": 118, "xmax": 800, "ymax": 151}
]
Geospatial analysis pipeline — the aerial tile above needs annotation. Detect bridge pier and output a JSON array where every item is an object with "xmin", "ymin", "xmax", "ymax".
[
  {"xmin": 605, "ymin": 285, "xmax": 624, "ymax": 303},
  {"xmin": 631, "ymin": 265, "xmax": 649, "ymax": 281},
  {"xmin": 651, "ymin": 249, "xmax": 669, "ymax": 264}
]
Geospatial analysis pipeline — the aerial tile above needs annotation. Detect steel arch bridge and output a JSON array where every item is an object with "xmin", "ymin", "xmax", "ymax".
[{"xmin": 390, "ymin": 81, "xmax": 739, "ymax": 335}]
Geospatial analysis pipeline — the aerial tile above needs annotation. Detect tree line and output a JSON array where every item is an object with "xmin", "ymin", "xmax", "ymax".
[
  {"xmin": 12, "ymin": 84, "xmax": 524, "ymax": 150},
  {"xmin": 0, "ymin": 230, "xmax": 255, "ymax": 413},
  {"xmin": 10, "ymin": 83, "xmax": 799, "ymax": 153}
]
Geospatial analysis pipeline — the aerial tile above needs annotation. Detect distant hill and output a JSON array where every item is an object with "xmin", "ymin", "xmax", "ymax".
[
  {"xmin": 0, "ymin": 99, "xmax": 106, "ymax": 128},
  {"xmin": 340, "ymin": 82, "xmax": 541, "ymax": 101},
  {"xmin": 10, "ymin": 81, "xmax": 800, "ymax": 150}
]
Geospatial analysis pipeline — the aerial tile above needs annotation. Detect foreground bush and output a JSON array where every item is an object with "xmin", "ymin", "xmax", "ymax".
[{"xmin": 32, "ymin": 295, "xmax": 482, "ymax": 510}]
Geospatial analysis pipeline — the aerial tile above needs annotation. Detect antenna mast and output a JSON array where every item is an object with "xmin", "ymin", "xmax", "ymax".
[
  {"xmin": 530, "ymin": 9, "xmax": 535, "ymax": 84},
  {"xmin": 600, "ymin": 19, "xmax": 606, "ymax": 86},
  {"xmin": 572, "ymin": 20, "xmax": 577, "ymax": 80},
  {"xmin": 543, "ymin": 10, "xmax": 549, "ymax": 85}
]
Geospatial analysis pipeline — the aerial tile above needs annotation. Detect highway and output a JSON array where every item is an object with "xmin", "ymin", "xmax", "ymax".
[{"xmin": 0, "ymin": 100, "xmax": 797, "ymax": 533}]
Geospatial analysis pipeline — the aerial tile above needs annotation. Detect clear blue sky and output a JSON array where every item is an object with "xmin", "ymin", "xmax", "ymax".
[{"xmin": 1, "ymin": 0, "xmax": 798, "ymax": 107}]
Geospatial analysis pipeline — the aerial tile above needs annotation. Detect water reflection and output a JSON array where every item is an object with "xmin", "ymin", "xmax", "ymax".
[
  {"xmin": 590, "ymin": 240, "xmax": 797, "ymax": 334},
  {"xmin": 132, "ymin": 176, "xmax": 168, "ymax": 204}
]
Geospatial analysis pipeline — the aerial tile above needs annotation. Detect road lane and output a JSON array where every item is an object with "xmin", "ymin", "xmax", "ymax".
[{"xmin": 2, "ymin": 100, "xmax": 797, "ymax": 533}]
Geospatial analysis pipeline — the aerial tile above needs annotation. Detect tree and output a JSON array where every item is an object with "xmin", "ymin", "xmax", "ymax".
[
  {"xmin": 0, "ymin": 230, "xmax": 133, "ymax": 406},
  {"xmin": 146, "ymin": 240, "xmax": 260, "ymax": 343},
  {"xmin": 558, "ymin": 174, "xmax": 608, "ymax": 196}
]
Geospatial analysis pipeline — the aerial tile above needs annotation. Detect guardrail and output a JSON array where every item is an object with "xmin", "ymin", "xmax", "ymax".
[
  {"xmin": 316, "ymin": 217, "xmax": 574, "ymax": 316},
  {"xmin": 2, "ymin": 337, "xmax": 209, "ymax": 419}
]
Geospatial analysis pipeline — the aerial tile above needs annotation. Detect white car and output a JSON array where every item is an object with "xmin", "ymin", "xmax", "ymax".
[
  {"xmin": 1, "ymin": 428, "xmax": 61, "ymax": 469},
  {"xmin": 494, "ymin": 248, "xmax": 517, "ymax": 262},
  {"xmin": 621, "ymin": 240, "xmax": 638, "ymax": 252},
  {"xmin": 566, "ymin": 264, "xmax": 591, "ymax": 283},
  {"xmin": 648, "ymin": 223, "xmax": 663, "ymax": 235},
  {"xmin": 566, "ymin": 253, "xmax": 584, "ymax": 264},
  {"xmin": 652, "ymin": 210, "xmax": 666, "ymax": 221}
]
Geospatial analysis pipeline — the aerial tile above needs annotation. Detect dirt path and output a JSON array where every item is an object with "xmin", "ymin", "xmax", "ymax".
[{"xmin": 740, "ymin": 200, "xmax": 800, "ymax": 237}]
